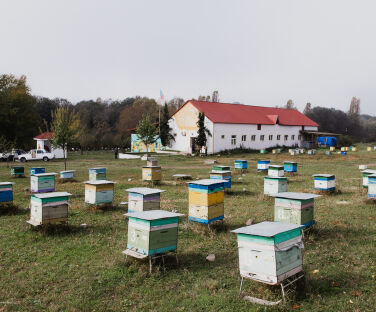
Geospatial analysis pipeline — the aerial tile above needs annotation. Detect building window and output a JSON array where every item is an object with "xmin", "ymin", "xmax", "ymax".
[
  {"xmin": 241, "ymin": 135, "xmax": 246, "ymax": 142},
  {"xmin": 231, "ymin": 135, "xmax": 236, "ymax": 145},
  {"xmin": 284, "ymin": 135, "xmax": 288, "ymax": 141},
  {"xmin": 221, "ymin": 135, "xmax": 225, "ymax": 139},
  {"xmin": 269, "ymin": 135, "xmax": 273, "ymax": 141},
  {"xmin": 298, "ymin": 135, "xmax": 302, "ymax": 140},
  {"xmin": 291, "ymin": 135, "xmax": 295, "ymax": 140},
  {"xmin": 260, "ymin": 135, "xmax": 265, "ymax": 141},
  {"xmin": 257, "ymin": 124, "xmax": 262, "ymax": 130},
  {"xmin": 277, "ymin": 135, "xmax": 281, "ymax": 141},
  {"xmin": 251, "ymin": 135, "xmax": 256, "ymax": 141}
]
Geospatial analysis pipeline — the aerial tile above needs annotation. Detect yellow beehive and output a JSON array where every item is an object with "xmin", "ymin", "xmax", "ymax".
[
  {"xmin": 272, "ymin": 149, "xmax": 277, "ymax": 154},
  {"xmin": 352, "ymin": 147, "xmax": 357, "ymax": 152},
  {"xmin": 142, "ymin": 166, "xmax": 162, "ymax": 182},
  {"xmin": 188, "ymin": 190, "xmax": 224, "ymax": 206},
  {"xmin": 367, "ymin": 146, "xmax": 372, "ymax": 152},
  {"xmin": 189, "ymin": 203, "xmax": 224, "ymax": 221},
  {"xmin": 345, "ymin": 147, "xmax": 349, "ymax": 151},
  {"xmin": 341, "ymin": 147, "xmax": 346, "ymax": 151},
  {"xmin": 330, "ymin": 146, "xmax": 335, "ymax": 152}
]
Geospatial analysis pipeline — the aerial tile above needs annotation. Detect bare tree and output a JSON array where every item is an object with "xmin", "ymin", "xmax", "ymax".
[{"xmin": 303, "ymin": 102, "xmax": 312, "ymax": 115}]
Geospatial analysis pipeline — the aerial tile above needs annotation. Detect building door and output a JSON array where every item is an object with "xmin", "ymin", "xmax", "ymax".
[{"xmin": 190, "ymin": 137, "xmax": 197, "ymax": 154}]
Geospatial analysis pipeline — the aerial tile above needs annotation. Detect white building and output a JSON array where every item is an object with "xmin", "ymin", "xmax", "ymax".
[
  {"xmin": 168, "ymin": 100, "xmax": 319, "ymax": 154},
  {"xmin": 34, "ymin": 132, "xmax": 66, "ymax": 159}
]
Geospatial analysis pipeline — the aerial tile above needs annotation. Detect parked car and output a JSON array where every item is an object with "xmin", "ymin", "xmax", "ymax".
[
  {"xmin": 18, "ymin": 149, "xmax": 55, "ymax": 162},
  {"xmin": 1, "ymin": 151, "xmax": 13, "ymax": 161}
]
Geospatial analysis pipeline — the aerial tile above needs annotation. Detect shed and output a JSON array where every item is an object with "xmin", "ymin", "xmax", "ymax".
[
  {"xmin": 11, "ymin": 166, "xmax": 24, "ymax": 177},
  {"xmin": 60, "ymin": 170, "xmax": 75, "ymax": 179},
  {"xmin": 210, "ymin": 170, "xmax": 231, "ymax": 190},
  {"xmin": 84, "ymin": 180, "xmax": 115, "ymax": 205},
  {"xmin": 232, "ymin": 221, "xmax": 303, "ymax": 284},
  {"xmin": 268, "ymin": 165, "xmax": 284, "ymax": 177},
  {"xmin": 234, "ymin": 160, "xmax": 247, "ymax": 170},
  {"xmin": 142, "ymin": 166, "xmax": 162, "ymax": 182},
  {"xmin": 257, "ymin": 160, "xmax": 270, "ymax": 172},
  {"xmin": 362, "ymin": 169, "xmax": 376, "ymax": 188},
  {"xmin": 30, "ymin": 167, "xmax": 45, "ymax": 175},
  {"xmin": 30, "ymin": 173, "xmax": 56, "ymax": 193},
  {"xmin": 27, "ymin": 191, "xmax": 71, "ymax": 226},
  {"xmin": 273, "ymin": 192, "xmax": 321, "ymax": 228},
  {"xmin": 284, "ymin": 161, "xmax": 297, "ymax": 173},
  {"xmin": 126, "ymin": 187, "xmax": 165, "ymax": 212},
  {"xmin": 264, "ymin": 177, "xmax": 287, "ymax": 196},
  {"xmin": 0, "ymin": 182, "xmax": 14, "ymax": 204},
  {"xmin": 313, "ymin": 174, "xmax": 335, "ymax": 191},
  {"xmin": 89, "ymin": 168, "xmax": 106, "ymax": 181},
  {"xmin": 187, "ymin": 179, "xmax": 226, "ymax": 224}
]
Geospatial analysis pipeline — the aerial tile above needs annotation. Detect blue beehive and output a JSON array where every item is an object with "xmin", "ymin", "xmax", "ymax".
[
  {"xmin": 257, "ymin": 160, "xmax": 270, "ymax": 172},
  {"xmin": 341, "ymin": 151, "xmax": 347, "ymax": 156},
  {"xmin": 284, "ymin": 161, "xmax": 298, "ymax": 173},
  {"xmin": 0, "ymin": 182, "xmax": 14, "ymax": 204},
  {"xmin": 234, "ymin": 160, "xmax": 247, "ymax": 169},
  {"xmin": 30, "ymin": 167, "xmax": 45, "ymax": 175}
]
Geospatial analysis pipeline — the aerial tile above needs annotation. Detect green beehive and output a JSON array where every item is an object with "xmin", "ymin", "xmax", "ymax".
[
  {"xmin": 11, "ymin": 166, "xmax": 24, "ymax": 177},
  {"xmin": 212, "ymin": 165, "xmax": 231, "ymax": 171}
]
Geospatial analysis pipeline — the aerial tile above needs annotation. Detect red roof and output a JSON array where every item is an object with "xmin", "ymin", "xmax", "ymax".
[
  {"xmin": 34, "ymin": 132, "xmax": 54, "ymax": 140},
  {"xmin": 176, "ymin": 100, "xmax": 318, "ymax": 127}
]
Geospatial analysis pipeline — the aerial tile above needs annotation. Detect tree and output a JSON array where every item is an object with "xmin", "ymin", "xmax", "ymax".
[
  {"xmin": 198, "ymin": 95, "xmax": 211, "ymax": 101},
  {"xmin": 285, "ymin": 99, "xmax": 296, "ymax": 110},
  {"xmin": 196, "ymin": 112, "xmax": 211, "ymax": 154},
  {"xmin": 303, "ymin": 103, "xmax": 312, "ymax": 115},
  {"xmin": 212, "ymin": 91, "xmax": 219, "ymax": 102},
  {"xmin": 159, "ymin": 103, "xmax": 175, "ymax": 147},
  {"xmin": 349, "ymin": 97, "xmax": 360, "ymax": 115},
  {"xmin": 135, "ymin": 115, "xmax": 158, "ymax": 153},
  {"xmin": 50, "ymin": 105, "xmax": 79, "ymax": 170}
]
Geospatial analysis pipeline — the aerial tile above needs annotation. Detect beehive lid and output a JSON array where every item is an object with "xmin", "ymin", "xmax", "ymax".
[
  {"xmin": 142, "ymin": 166, "xmax": 161, "ymax": 168},
  {"xmin": 235, "ymin": 159, "xmax": 247, "ymax": 162},
  {"xmin": 273, "ymin": 192, "xmax": 321, "ymax": 200},
  {"xmin": 362, "ymin": 169, "xmax": 376, "ymax": 174},
  {"xmin": 126, "ymin": 187, "xmax": 165, "ymax": 195},
  {"xmin": 32, "ymin": 192, "xmax": 72, "ymax": 198},
  {"xmin": 172, "ymin": 174, "xmax": 192, "ymax": 178},
  {"xmin": 0, "ymin": 182, "xmax": 15, "ymax": 185},
  {"xmin": 187, "ymin": 179, "xmax": 227, "ymax": 186},
  {"xmin": 269, "ymin": 165, "xmax": 283, "ymax": 169},
  {"xmin": 264, "ymin": 176, "xmax": 287, "ymax": 180},
  {"xmin": 90, "ymin": 167, "xmax": 106, "ymax": 170},
  {"xmin": 284, "ymin": 161, "xmax": 297, "ymax": 164},
  {"xmin": 368, "ymin": 174, "xmax": 376, "ymax": 178},
  {"xmin": 60, "ymin": 170, "xmax": 75, "ymax": 173},
  {"xmin": 125, "ymin": 210, "xmax": 184, "ymax": 220},
  {"xmin": 210, "ymin": 170, "xmax": 232, "ymax": 174},
  {"xmin": 32, "ymin": 173, "xmax": 57, "ymax": 176},
  {"xmin": 232, "ymin": 221, "xmax": 301, "ymax": 237},
  {"xmin": 312, "ymin": 174, "xmax": 335, "ymax": 178},
  {"xmin": 84, "ymin": 180, "xmax": 115, "ymax": 185},
  {"xmin": 31, "ymin": 167, "xmax": 44, "ymax": 169},
  {"xmin": 258, "ymin": 160, "xmax": 270, "ymax": 162}
]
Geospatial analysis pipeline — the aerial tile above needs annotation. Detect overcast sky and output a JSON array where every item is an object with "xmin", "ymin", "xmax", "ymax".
[{"xmin": 1, "ymin": 0, "xmax": 376, "ymax": 114}]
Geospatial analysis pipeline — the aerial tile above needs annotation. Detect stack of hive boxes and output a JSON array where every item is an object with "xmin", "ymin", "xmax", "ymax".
[
  {"xmin": 362, "ymin": 169, "xmax": 376, "ymax": 188},
  {"xmin": 84, "ymin": 180, "xmax": 115, "ymax": 205},
  {"xmin": 188, "ymin": 179, "xmax": 226, "ymax": 224},
  {"xmin": 232, "ymin": 221, "xmax": 304, "ymax": 284},
  {"xmin": 313, "ymin": 174, "xmax": 335, "ymax": 192},
  {"xmin": 0, "ymin": 182, "xmax": 14, "ymax": 205},
  {"xmin": 126, "ymin": 187, "xmax": 164, "ymax": 212},
  {"xmin": 27, "ymin": 192, "xmax": 72, "ymax": 226},
  {"xmin": 142, "ymin": 159, "xmax": 162, "ymax": 182},
  {"xmin": 30, "ymin": 173, "xmax": 57, "ymax": 193},
  {"xmin": 210, "ymin": 165, "xmax": 231, "ymax": 190},
  {"xmin": 89, "ymin": 168, "xmax": 106, "ymax": 181}
]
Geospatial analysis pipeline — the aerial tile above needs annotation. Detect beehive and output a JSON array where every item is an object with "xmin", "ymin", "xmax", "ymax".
[
  {"xmin": 268, "ymin": 165, "xmax": 284, "ymax": 177},
  {"xmin": 352, "ymin": 147, "xmax": 358, "ymax": 152},
  {"xmin": 84, "ymin": 180, "xmax": 114, "ymax": 205},
  {"xmin": 210, "ymin": 170, "xmax": 231, "ymax": 189},
  {"xmin": 273, "ymin": 192, "xmax": 321, "ymax": 228},
  {"xmin": 367, "ymin": 146, "xmax": 372, "ymax": 151},
  {"xmin": 232, "ymin": 221, "xmax": 303, "ymax": 284},
  {"xmin": 89, "ymin": 168, "xmax": 106, "ymax": 181},
  {"xmin": 290, "ymin": 150, "xmax": 297, "ymax": 156},
  {"xmin": 11, "ymin": 166, "xmax": 24, "ymax": 177},
  {"xmin": 257, "ymin": 160, "xmax": 270, "ymax": 172},
  {"xmin": 368, "ymin": 174, "xmax": 376, "ymax": 199},
  {"xmin": 330, "ymin": 146, "xmax": 336, "ymax": 152},
  {"xmin": 260, "ymin": 149, "xmax": 267, "ymax": 154},
  {"xmin": 212, "ymin": 165, "xmax": 231, "ymax": 171},
  {"xmin": 0, "ymin": 182, "xmax": 14, "ymax": 205},
  {"xmin": 30, "ymin": 167, "xmax": 45, "ymax": 175},
  {"xmin": 313, "ymin": 174, "xmax": 335, "ymax": 191},
  {"xmin": 30, "ymin": 173, "xmax": 56, "ymax": 193},
  {"xmin": 27, "ymin": 192, "xmax": 71, "ymax": 226},
  {"xmin": 325, "ymin": 151, "xmax": 332, "ymax": 156},
  {"xmin": 187, "ymin": 179, "xmax": 226, "ymax": 224},
  {"xmin": 284, "ymin": 161, "xmax": 297, "ymax": 173},
  {"xmin": 147, "ymin": 158, "xmax": 158, "ymax": 167},
  {"xmin": 60, "ymin": 170, "xmax": 75, "ymax": 179},
  {"xmin": 264, "ymin": 177, "xmax": 287, "ymax": 196},
  {"xmin": 125, "ymin": 210, "xmax": 184, "ymax": 256},
  {"xmin": 142, "ymin": 166, "xmax": 162, "ymax": 182},
  {"xmin": 359, "ymin": 165, "xmax": 368, "ymax": 170},
  {"xmin": 272, "ymin": 149, "xmax": 277, "ymax": 154},
  {"xmin": 362, "ymin": 169, "xmax": 376, "ymax": 188},
  {"xmin": 341, "ymin": 147, "xmax": 346, "ymax": 152},
  {"xmin": 126, "ymin": 187, "xmax": 165, "ymax": 212},
  {"xmin": 234, "ymin": 160, "xmax": 247, "ymax": 169},
  {"xmin": 341, "ymin": 151, "xmax": 347, "ymax": 156}
]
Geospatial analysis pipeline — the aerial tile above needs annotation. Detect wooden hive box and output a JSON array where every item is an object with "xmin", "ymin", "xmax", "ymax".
[
  {"xmin": 272, "ymin": 149, "xmax": 277, "ymax": 154},
  {"xmin": 341, "ymin": 151, "xmax": 347, "ymax": 156},
  {"xmin": 146, "ymin": 158, "xmax": 158, "ymax": 167},
  {"xmin": 325, "ymin": 151, "xmax": 332, "ymax": 156},
  {"xmin": 232, "ymin": 221, "xmax": 303, "ymax": 284},
  {"xmin": 187, "ymin": 179, "xmax": 226, "ymax": 224},
  {"xmin": 0, "ymin": 182, "xmax": 14, "ymax": 204},
  {"xmin": 362, "ymin": 169, "xmax": 376, "ymax": 188},
  {"xmin": 268, "ymin": 165, "xmax": 284, "ymax": 177},
  {"xmin": 60, "ymin": 170, "xmax": 75, "ymax": 179},
  {"xmin": 125, "ymin": 210, "xmax": 184, "ymax": 256},
  {"xmin": 89, "ymin": 168, "xmax": 106, "ymax": 181},
  {"xmin": 368, "ymin": 174, "xmax": 376, "ymax": 199},
  {"xmin": 330, "ymin": 146, "xmax": 336, "ymax": 151},
  {"xmin": 234, "ymin": 160, "xmax": 247, "ymax": 169},
  {"xmin": 11, "ymin": 166, "xmax": 24, "ymax": 177},
  {"xmin": 84, "ymin": 180, "xmax": 115, "ymax": 205},
  {"xmin": 264, "ymin": 177, "xmax": 287, "ymax": 196},
  {"xmin": 30, "ymin": 173, "xmax": 56, "ymax": 193},
  {"xmin": 30, "ymin": 167, "xmax": 45, "ymax": 175},
  {"xmin": 359, "ymin": 165, "xmax": 368, "ymax": 170},
  {"xmin": 257, "ymin": 160, "xmax": 270, "ymax": 172},
  {"xmin": 142, "ymin": 166, "xmax": 162, "ymax": 182},
  {"xmin": 284, "ymin": 161, "xmax": 297, "ymax": 173},
  {"xmin": 210, "ymin": 170, "xmax": 231, "ymax": 189},
  {"xmin": 273, "ymin": 192, "xmax": 321, "ymax": 228},
  {"xmin": 126, "ymin": 187, "xmax": 165, "ymax": 212},
  {"xmin": 260, "ymin": 149, "xmax": 267, "ymax": 154},
  {"xmin": 367, "ymin": 146, "xmax": 372, "ymax": 151},
  {"xmin": 27, "ymin": 191, "xmax": 71, "ymax": 226},
  {"xmin": 313, "ymin": 174, "xmax": 335, "ymax": 191},
  {"xmin": 212, "ymin": 165, "xmax": 231, "ymax": 171}
]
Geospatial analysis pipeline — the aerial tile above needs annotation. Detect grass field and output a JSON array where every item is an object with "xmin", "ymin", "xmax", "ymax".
[{"xmin": 0, "ymin": 147, "xmax": 375, "ymax": 311}]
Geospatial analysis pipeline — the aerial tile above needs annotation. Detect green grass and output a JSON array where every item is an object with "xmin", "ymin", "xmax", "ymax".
[{"xmin": 0, "ymin": 147, "xmax": 375, "ymax": 311}]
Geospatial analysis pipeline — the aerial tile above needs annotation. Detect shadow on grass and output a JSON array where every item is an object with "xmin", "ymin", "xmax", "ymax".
[
  {"xmin": 31, "ymin": 223, "xmax": 91, "ymax": 236},
  {"xmin": 0, "ymin": 204, "xmax": 28, "ymax": 216},
  {"xmin": 226, "ymin": 190, "xmax": 256, "ymax": 197}
]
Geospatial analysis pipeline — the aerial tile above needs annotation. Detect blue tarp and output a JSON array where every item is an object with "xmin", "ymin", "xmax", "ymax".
[{"xmin": 317, "ymin": 136, "xmax": 337, "ymax": 147}]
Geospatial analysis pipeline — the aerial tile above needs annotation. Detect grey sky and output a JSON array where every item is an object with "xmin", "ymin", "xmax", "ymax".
[{"xmin": 1, "ymin": 0, "xmax": 376, "ymax": 114}]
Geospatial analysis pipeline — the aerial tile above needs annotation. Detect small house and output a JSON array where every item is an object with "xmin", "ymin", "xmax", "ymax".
[
  {"xmin": 313, "ymin": 174, "xmax": 335, "ymax": 192},
  {"xmin": 234, "ymin": 160, "xmax": 247, "ymax": 170},
  {"xmin": 126, "ymin": 187, "xmax": 165, "ymax": 212},
  {"xmin": 11, "ymin": 166, "xmax": 24, "ymax": 177},
  {"xmin": 264, "ymin": 176, "xmax": 287, "ymax": 196},
  {"xmin": 0, "ymin": 182, "xmax": 14, "ymax": 205},
  {"xmin": 273, "ymin": 192, "xmax": 321, "ymax": 228},
  {"xmin": 60, "ymin": 170, "xmax": 75, "ymax": 180},
  {"xmin": 210, "ymin": 170, "xmax": 231, "ymax": 190},
  {"xmin": 27, "ymin": 192, "xmax": 71, "ymax": 226},
  {"xmin": 84, "ymin": 180, "xmax": 115, "ymax": 205},
  {"xmin": 362, "ymin": 169, "xmax": 376, "ymax": 188},
  {"xmin": 30, "ymin": 173, "xmax": 56, "ymax": 193},
  {"xmin": 89, "ymin": 168, "xmax": 106, "ymax": 181},
  {"xmin": 257, "ymin": 160, "xmax": 270, "ymax": 172},
  {"xmin": 284, "ymin": 161, "xmax": 298, "ymax": 174},
  {"xmin": 232, "ymin": 221, "xmax": 303, "ymax": 284},
  {"xmin": 187, "ymin": 179, "xmax": 226, "ymax": 224},
  {"xmin": 30, "ymin": 167, "xmax": 45, "ymax": 175},
  {"xmin": 268, "ymin": 165, "xmax": 284, "ymax": 177}
]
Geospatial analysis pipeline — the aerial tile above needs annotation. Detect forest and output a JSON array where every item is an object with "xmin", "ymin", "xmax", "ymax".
[{"xmin": 0, "ymin": 74, "xmax": 374, "ymax": 151}]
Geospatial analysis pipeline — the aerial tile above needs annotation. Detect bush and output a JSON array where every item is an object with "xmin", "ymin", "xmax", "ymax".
[{"xmin": 337, "ymin": 135, "xmax": 353, "ymax": 147}]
